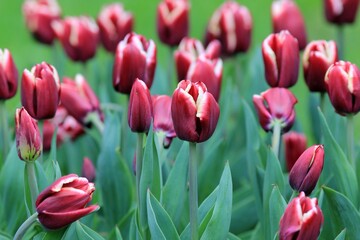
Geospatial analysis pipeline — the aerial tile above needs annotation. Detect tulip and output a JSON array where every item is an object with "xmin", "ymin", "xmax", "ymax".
[
  {"xmin": 97, "ymin": 3, "xmax": 133, "ymax": 53},
  {"xmin": 157, "ymin": 0, "xmax": 189, "ymax": 46},
  {"xmin": 22, "ymin": 0, "xmax": 61, "ymax": 45},
  {"xmin": 82, "ymin": 157, "xmax": 96, "ymax": 182},
  {"xmin": 113, "ymin": 32, "xmax": 157, "ymax": 94},
  {"xmin": 283, "ymin": 131, "xmax": 307, "ymax": 172},
  {"xmin": 272, "ymin": 0, "xmax": 307, "ymax": 50},
  {"xmin": 325, "ymin": 61, "xmax": 360, "ymax": 115},
  {"xmin": 15, "ymin": 107, "xmax": 42, "ymax": 162},
  {"xmin": 253, "ymin": 88, "xmax": 297, "ymax": 132},
  {"xmin": 52, "ymin": 16, "xmax": 99, "ymax": 62},
  {"xmin": 21, "ymin": 62, "xmax": 60, "ymax": 120},
  {"xmin": 171, "ymin": 80, "xmax": 220, "ymax": 142},
  {"xmin": 262, "ymin": 30, "xmax": 300, "ymax": 88},
  {"xmin": 205, "ymin": 1, "xmax": 252, "ymax": 55},
  {"xmin": 128, "ymin": 79, "xmax": 153, "ymax": 133},
  {"xmin": 324, "ymin": 0, "xmax": 360, "ymax": 24},
  {"xmin": 36, "ymin": 174, "xmax": 99, "ymax": 229},
  {"xmin": 0, "ymin": 49, "xmax": 18, "ymax": 100},
  {"xmin": 303, "ymin": 40, "xmax": 338, "ymax": 92},
  {"xmin": 279, "ymin": 192, "xmax": 324, "ymax": 240}
]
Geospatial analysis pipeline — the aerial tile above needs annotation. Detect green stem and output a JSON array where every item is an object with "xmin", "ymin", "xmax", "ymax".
[
  {"xmin": 168, "ymin": 46, "xmax": 176, "ymax": 94},
  {"xmin": 271, "ymin": 121, "xmax": 282, "ymax": 159},
  {"xmin": 136, "ymin": 133, "xmax": 146, "ymax": 238},
  {"xmin": 37, "ymin": 120, "xmax": 44, "ymax": 164},
  {"xmin": 0, "ymin": 101, "xmax": 9, "ymax": 164},
  {"xmin": 347, "ymin": 115, "xmax": 354, "ymax": 168},
  {"xmin": 337, "ymin": 25, "xmax": 345, "ymax": 60},
  {"xmin": 13, "ymin": 212, "xmax": 38, "ymax": 240},
  {"xmin": 189, "ymin": 142, "xmax": 198, "ymax": 240},
  {"xmin": 320, "ymin": 92, "xmax": 326, "ymax": 113},
  {"xmin": 26, "ymin": 162, "xmax": 39, "ymax": 213}
]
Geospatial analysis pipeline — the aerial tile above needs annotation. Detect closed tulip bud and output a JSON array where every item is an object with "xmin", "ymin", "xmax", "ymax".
[
  {"xmin": 113, "ymin": 32, "xmax": 157, "ymax": 94},
  {"xmin": 272, "ymin": 0, "xmax": 307, "ymax": 50},
  {"xmin": 289, "ymin": 145, "xmax": 324, "ymax": 195},
  {"xmin": 324, "ymin": 0, "xmax": 360, "ymax": 25},
  {"xmin": 21, "ymin": 62, "xmax": 60, "ymax": 120},
  {"xmin": 303, "ymin": 40, "xmax": 338, "ymax": 92},
  {"xmin": 157, "ymin": 0, "xmax": 189, "ymax": 46},
  {"xmin": 82, "ymin": 157, "xmax": 96, "ymax": 182},
  {"xmin": 253, "ymin": 88, "xmax": 297, "ymax": 133},
  {"xmin": 0, "ymin": 49, "xmax": 18, "ymax": 100},
  {"xmin": 283, "ymin": 131, "xmax": 307, "ymax": 172},
  {"xmin": 22, "ymin": 0, "xmax": 61, "ymax": 45},
  {"xmin": 15, "ymin": 107, "xmax": 42, "ymax": 162},
  {"xmin": 97, "ymin": 3, "xmax": 133, "ymax": 53},
  {"xmin": 52, "ymin": 16, "xmax": 99, "ymax": 62},
  {"xmin": 279, "ymin": 192, "xmax": 323, "ymax": 240},
  {"xmin": 36, "ymin": 174, "xmax": 99, "ymax": 229},
  {"xmin": 205, "ymin": 1, "xmax": 252, "ymax": 55},
  {"xmin": 128, "ymin": 79, "xmax": 153, "ymax": 133},
  {"xmin": 171, "ymin": 80, "xmax": 220, "ymax": 143},
  {"xmin": 325, "ymin": 61, "xmax": 360, "ymax": 115},
  {"xmin": 60, "ymin": 74, "xmax": 103, "ymax": 126},
  {"xmin": 262, "ymin": 30, "xmax": 300, "ymax": 88}
]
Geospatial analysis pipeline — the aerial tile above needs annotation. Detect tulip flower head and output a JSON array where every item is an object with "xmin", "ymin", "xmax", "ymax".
[
  {"xmin": 283, "ymin": 131, "xmax": 307, "ymax": 172},
  {"xmin": 0, "ymin": 49, "xmax": 18, "ymax": 100},
  {"xmin": 324, "ymin": 0, "xmax": 360, "ymax": 25}
]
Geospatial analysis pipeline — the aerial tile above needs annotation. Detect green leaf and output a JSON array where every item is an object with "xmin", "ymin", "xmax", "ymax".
[
  {"xmin": 334, "ymin": 229, "xmax": 347, "ymax": 240},
  {"xmin": 32, "ymin": 226, "xmax": 66, "ymax": 240},
  {"xmin": 147, "ymin": 190, "xmax": 180, "ymax": 240},
  {"xmin": 115, "ymin": 227, "xmax": 123, "ymax": 240},
  {"xmin": 62, "ymin": 221, "xmax": 105, "ymax": 240},
  {"xmin": 226, "ymin": 232, "xmax": 241, "ymax": 240},
  {"xmin": 269, "ymin": 186, "xmax": 286, "ymax": 239}
]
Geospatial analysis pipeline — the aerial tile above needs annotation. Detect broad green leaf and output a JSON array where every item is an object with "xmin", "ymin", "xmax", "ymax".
[
  {"xmin": 32, "ymin": 225, "xmax": 66, "ymax": 240},
  {"xmin": 115, "ymin": 227, "xmax": 123, "ymax": 240},
  {"xmin": 226, "ymin": 232, "xmax": 241, "ymax": 240},
  {"xmin": 0, "ymin": 230, "xmax": 12, "ymax": 240},
  {"xmin": 334, "ymin": 229, "xmax": 347, "ymax": 240},
  {"xmin": 269, "ymin": 186, "xmax": 286, "ymax": 239},
  {"xmin": 61, "ymin": 221, "xmax": 104, "ymax": 240}
]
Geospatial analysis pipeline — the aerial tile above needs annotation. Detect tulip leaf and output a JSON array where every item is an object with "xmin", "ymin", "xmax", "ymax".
[
  {"xmin": 115, "ymin": 227, "xmax": 123, "ymax": 240},
  {"xmin": 334, "ymin": 229, "xmax": 347, "ymax": 240},
  {"xmin": 226, "ymin": 232, "xmax": 241, "ymax": 240},
  {"xmin": 269, "ymin": 186, "xmax": 286, "ymax": 239},
  {"xmin": 32, "ymin": 226, "xmax": 66, "ymax": 240},
  {"xmin": 62, "ymin": 221, "xmax": 105, "ymax": 240}
]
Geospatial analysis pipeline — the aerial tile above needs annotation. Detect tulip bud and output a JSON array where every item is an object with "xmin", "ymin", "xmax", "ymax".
[
  {"xmin": 22, "ymin": 0, "xmax": 61, "ymax": 45},
  {"xmin": 253, "ymin": 88, "xmax": 297, "ymax": 133},
  {"xmin": 262, "ymin": 30, "xmax": 300, "ymax": 88},
  {"xmin": 205, "ymin": 1, "xmax": 252, "ymax": 55},
  {"xmin": 289, "ymin": 145, "xmax": 324, "ymax": 195},
  {"xmin": 303, "ymin": 40, "xmax": 338, "ymax": 92},
  {"xmin": 36, "ymin": 174, "xmax": 99, "ymax": 229},
  {"xmin": 283, "ymin": 131, "xmax": 307, "ymax": 172},
  {"xmin": 15, "ymin": 107, "xmax": 42, "ymax": 162},
  {"xmin": 52, "ymin": 16, "xmax": 99, "ymax": 62},
  {"xmin": 325, "ymin": 61, "xmax": 360, "ymax": 115},
  {"xmin": 0, "ymin": 49, "xmax": 18, "ymax": 100},
  {"xmin": 128, "ymin": 79, "xmax": 153, "ymax": 133},
  {"xmin": 97, "ymin": 3, "xmax": 133, "ymax": 53},
  {"xmin": 171, "ymin": 80, "xmax": 220, "ymax": 143},
  {"xmin": 324, "ymin": 0, "xmax": 360, "ymax": 25},
  {"xmin": 272, "ymin": 0, "xmax": 307, "ymax": 50},
  {"xmin": 113, "ymin": 32, "xmax": 157, "ymax": 94},
  {"xmin": 279, "ymin": 192, "xmax": 324, "ymax": 240},
  {"xmin": 82, "ymin": 157, "xmax": 96, "ymax": 182},
  {"xmin": 157, "ymin": 0, "xmax": 189, "ymax": 46},
  {"xmin": 21, "ymin": 61, "xmax": 60, "ymax": 120}
]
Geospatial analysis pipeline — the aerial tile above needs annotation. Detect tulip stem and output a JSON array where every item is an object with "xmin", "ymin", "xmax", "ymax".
[
  {"xmin": 347, "ymin": 115, "xmax": 355, "ymax": 168},
  {"xmin": 85, "ymin": 112, "xmax": 104, "ymax": 133},
  {"xmin": 26, "ymin": 162, "xmax": 39, "ymax": 213},
  {"xmin": 319, "ymin": 92, "xmax": 326, "ymax": 113},
  {"xmin": 13, "ymin": 212, "xmax": 38, "ymax": 240},
  {"xmin": 136, "ymin": 133, "xmax": 146, "ymax": 238},
  {"xmin": 168, "ymin": 47, "xmax": 176, "ymax": 94},
  {"xmin": 189, "ymin": 142, "xmax": 198, "ymax": 240},
  {"xmin": 271, "ymin": 121, "xmax": 282, "ymax": 159},
  {"xmin": 337, "ymin": 25, "xmax": 345, "ymax": 60},
  {"xmin": 0, "ymin": 100, "xmax": 9, "ymax": 164}
]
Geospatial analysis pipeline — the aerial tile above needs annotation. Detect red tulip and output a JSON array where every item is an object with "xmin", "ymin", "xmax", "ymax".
[
  {"xmin": 303, "ymin": 40, "xmax": 338, "ymax": 92},
  {"xmin": 36, "ymin": 174, "xmax": 99, "ymax": 229},
  {"xmin": 324, "ymin": 0, "xmax": 360, "ymax": 24},
  {"xmin": 283, "ymin": 131, "xmax": 307, "ymax": 172},
  {"xmin": 272, "ymin": 0, "xmax": 307, "ymax": 50},
  {"xmin": 97, "ymin": 3, "xmax": 133, "ymax": 53},
  {"xmin": 22, "ymin": 0, "xmax": 61, "ymax": 44},
  {"xmin": 171, "ymin": 80, "xmax": 220, "ymax": 142},
  {"xmin": 52, "ymin": 16, "xmax": 99, "ymax": 62},
  {"xmin": 82, "ymin": 157, "xmax": 96, "ymax": 182},
  {"xmin": 21, "ymin": 62, "xmax": 60, "ymax": 120},
  {"xmin": 325, "ymin": 61, "xmax": 360, "ymax": 115},
  {"xmin": 0, "ymin": 49, "xmax": 18, "ymax": 100},
  {"xmin": 113, "ymin": 32, "xmax": 157, "ymax": 94}
]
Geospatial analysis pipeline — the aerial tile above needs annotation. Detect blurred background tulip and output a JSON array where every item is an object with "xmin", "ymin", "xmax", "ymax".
[
  {"xmin": 0, "ymin": 49, "xmax": 18, "ymax": 100},
  {"xmin": 82, "ymin": 157, "xmax": 96, "ymax": 182},
  {"xmin": 324, "ymin": 0, "xmax": 360, "ymax": 25},
  {"xmin": 283, "ymin": 131, "xmax": 307, "ymax": 172}
]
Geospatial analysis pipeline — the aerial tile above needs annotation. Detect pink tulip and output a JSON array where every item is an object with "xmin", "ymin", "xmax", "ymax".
[{"xmin": 0, "ymin": 49, "xmax": 18, "ymax": 100}]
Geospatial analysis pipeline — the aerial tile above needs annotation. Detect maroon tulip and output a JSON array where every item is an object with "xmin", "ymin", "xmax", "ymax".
[
  {"xmin": 324, "ymin": 0, "xmax": 360, "ymax": 24},
  {"xmin": 272, "ymin": 0, "xmax": 307, "ymax": 50},
  {"xmin": 21, "ymin": 62, "xmax": 60, "ymax": 120},
  {"xmin": 36, "ymin": 174, "xmax": 99, "ymax": 229},
  {"xmin": 15, "ymin": 107, "xmax": 42, "ymax": 162},
  {"xmin": 60, "ymin": 74, "xmax": 103, "ymax": 126},
  {"xmin": 253, "ymin": 88, "xmax": 297, "ymax": 132},
  {"xmin": 205, "ymin": 1, "xmax": 252, "ymax": 55},
  {"xmin": 262, "ymin": 30, "xmax": 300, "ymax": 88},
  {"xmin": 325, "ymin": 61, "xmax": 360, "ymax": 115},
  {"xmin": 113, "ymin": 32, "xmax": 157, "ymax": 94},
  {"xmin": 97, "ymin": 3, "xmax": 133, "ymax": 53},
  {"xmin": 283, "ymin": 131, "xmax": 307, "ymax": 172},
  {"xmin": 0, "ymin": 49, "xmax": 18, "ymax": 100},
  {"xmin": 52, "ymin": 16, "xmax": 99, "ymax": 62},
  {"xmin": 22, "ymin": 0, "xmax": 61, "ymax": 45},
  {"xmin": 289, "ymin": 145, "xmax": 324, "ymax": 195},
  {"xmin": 157, "ymin": 0, "xmax": 189, "ymax": 46},
  {"xmin": 82, "ymin": 157, "xmax": 96, "ymax": 182},
  {"xmin": 171, "ymin": 80, "xmax": 220, "ymax": 143},
  {"xmin": 128, "ymin": 79, "xmax": 153, "ymax": 133},
  {"xmin": 303, "ymin": 40, "xmax": 338, "ymax": 92}
]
